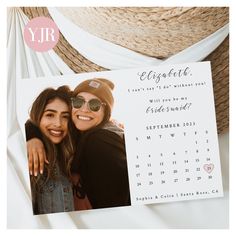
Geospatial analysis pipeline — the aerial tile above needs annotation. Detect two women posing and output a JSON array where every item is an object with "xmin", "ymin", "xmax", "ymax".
[{"xmin": 26, "ymin": 78, "xmax": 130, "ymax": 215}]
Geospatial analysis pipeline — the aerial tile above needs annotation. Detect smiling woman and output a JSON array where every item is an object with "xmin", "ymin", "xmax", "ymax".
[
  {"xmin": 70, "ymin": 78, "xmax": 131, "ymax": 209},
  {"xmin": 39, "ymin": 98, "xmax": 70, "ymax": 143},
  {"xmin": 71, "ymin": 93, "xmax": 106, "ymax": 131},
  {"xmin": 25, "ymin": 86, "xmax": 75, "ymax": 215}
]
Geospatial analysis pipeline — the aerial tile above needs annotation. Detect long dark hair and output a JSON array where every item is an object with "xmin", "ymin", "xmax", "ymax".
[{"xmin": 29, "ymin": 86, "xmax": 74, "ymax": 187}]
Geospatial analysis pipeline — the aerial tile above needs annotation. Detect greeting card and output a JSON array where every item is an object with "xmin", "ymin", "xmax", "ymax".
[{"xmin": 16, "ymin": 61, "xmax": 223, "ymax": 214}]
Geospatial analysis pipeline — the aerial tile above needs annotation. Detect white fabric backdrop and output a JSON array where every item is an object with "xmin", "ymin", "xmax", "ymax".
[{"xmin": 7, "ymin": 7, "xmax": 229, "ymax": 228}]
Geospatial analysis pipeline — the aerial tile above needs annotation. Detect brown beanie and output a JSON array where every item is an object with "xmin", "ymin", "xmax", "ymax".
[{"xmin": 73, "ymin": 78, "xmax": 114, "ymax": 113}]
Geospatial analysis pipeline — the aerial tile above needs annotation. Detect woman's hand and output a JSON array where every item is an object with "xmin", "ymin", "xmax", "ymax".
[{"xmin": 27, "ymin": 138, "xmax": 48, "ymax": 176}]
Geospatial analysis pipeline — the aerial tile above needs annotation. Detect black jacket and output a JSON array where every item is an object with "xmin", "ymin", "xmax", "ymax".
[{"xmin": 72, "ymin": 126, "xmax": 131, "ymax": 209}]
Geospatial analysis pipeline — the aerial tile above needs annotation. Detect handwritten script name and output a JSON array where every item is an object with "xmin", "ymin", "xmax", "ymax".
[{"xmin": 137, "ymin": 67, "xmax": 191, "ymax": 84}]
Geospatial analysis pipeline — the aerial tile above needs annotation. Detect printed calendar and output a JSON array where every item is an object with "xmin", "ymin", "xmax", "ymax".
[{"xmin": 121, "ymin": 62, "xmax": 223, "ymax": 204}]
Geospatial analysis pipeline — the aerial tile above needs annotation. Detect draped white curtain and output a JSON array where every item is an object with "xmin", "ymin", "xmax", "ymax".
[{"xmin": 7, "ymin": 7, "xmax": 229, "ymax": 228}]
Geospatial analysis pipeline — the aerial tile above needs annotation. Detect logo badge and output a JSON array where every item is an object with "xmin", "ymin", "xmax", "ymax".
[
  {"xmin": 24, "ymin": 17, "xmax": 59, "ymax": 52},
  {"xmin": 89, "ymin": 81, "xmax": 101, "ymax": 89}
]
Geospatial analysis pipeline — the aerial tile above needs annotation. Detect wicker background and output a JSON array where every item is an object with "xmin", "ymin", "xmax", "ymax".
[{"xmin": 58, "ymin": 7, "xmax": 229, "ymax": 58}]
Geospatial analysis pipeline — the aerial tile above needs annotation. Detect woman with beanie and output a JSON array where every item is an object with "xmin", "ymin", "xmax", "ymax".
[
  {"xmin": 71, "ymin": 78, "xmax": 130, "ymax": 209},
  {"xmin": 26, "ymin": 79, "xmax": 131, "ymax": 210}
]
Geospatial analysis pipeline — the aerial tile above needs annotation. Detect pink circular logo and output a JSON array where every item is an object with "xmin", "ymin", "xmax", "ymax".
[{"xmin": 24, "ymin": 17, "xmax": 59, "ymax": 52}]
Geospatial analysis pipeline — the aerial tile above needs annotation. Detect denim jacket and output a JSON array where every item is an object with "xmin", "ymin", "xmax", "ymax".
[{"xmin": 32, "ymin": 163, "xmax": 74, "ymax": 215}]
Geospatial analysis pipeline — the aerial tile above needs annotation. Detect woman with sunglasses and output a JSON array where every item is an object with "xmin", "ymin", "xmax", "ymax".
[
  {"xmin": 26, "ymin": 86, "xmax": 75, "ymax": 214},
  {"xmin": 26, "ymin": 79, "xmax": 131, "ymax": 209}
]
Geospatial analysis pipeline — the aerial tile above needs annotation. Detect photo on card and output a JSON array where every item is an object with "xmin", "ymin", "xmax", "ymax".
[
  {"xmin": 17, "ymin": 74, "xmax": 131, "ymax": 215},
  {"xmin": 16, "ymin": 62, "xmax": 224, "ymax": 215}
]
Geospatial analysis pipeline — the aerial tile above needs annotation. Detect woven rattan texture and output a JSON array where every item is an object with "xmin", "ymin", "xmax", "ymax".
[{"xmin": 58, "ymin": 7, "xmax": 229, "ymax": 58}]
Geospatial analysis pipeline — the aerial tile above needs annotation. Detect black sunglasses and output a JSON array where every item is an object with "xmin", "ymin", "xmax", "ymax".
[{"xmin": 71, "ymin": 96, "xmax": 106, "ymax": 112}]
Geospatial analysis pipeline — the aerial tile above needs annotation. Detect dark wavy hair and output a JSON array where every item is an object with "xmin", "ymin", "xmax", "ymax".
[{"xmin": 29, "ymin": 86, "xmax": 74, "ymax": 188}]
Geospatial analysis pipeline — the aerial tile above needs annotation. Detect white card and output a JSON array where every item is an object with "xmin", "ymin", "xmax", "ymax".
[
  {"xmin": 121, "ymin": 61, "xmax": 223, "ymax": 204},
  {"xmin": 16, "ymin": 61, "xmax": 223, "ymax": 211}
]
